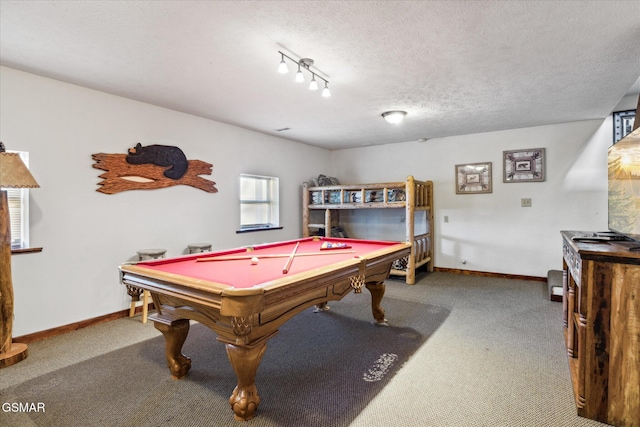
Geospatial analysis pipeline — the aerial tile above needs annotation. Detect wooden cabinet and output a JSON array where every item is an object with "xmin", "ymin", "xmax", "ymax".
[
  {"xmin": 561, "ymin": 231, "xmax": 640, "ymax": 427},
  {"xmin": 303, "ymin": 176, "xmax": 433, "ymax": 284}
]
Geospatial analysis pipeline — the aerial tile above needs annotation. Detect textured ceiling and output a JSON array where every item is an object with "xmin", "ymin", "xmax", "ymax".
[{"xmin": 1, "ymin": 1, "xmax": 639, "ymax": 150}]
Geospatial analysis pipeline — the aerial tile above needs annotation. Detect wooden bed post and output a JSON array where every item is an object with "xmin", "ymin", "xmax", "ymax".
[
  {"xmin": 427, "ymin": 181, "xmax": 435, "ymax": 272},
  {"xmin": 324, "ymin": 209, "xmax": 332, "ymax": 237},
  {"xmin": 406, "ymin": 176, "xmax": 416, "ymax": 285},
  {"xmin": 302, "ymin": 183, "xmax": 310, "ymax": 237}
]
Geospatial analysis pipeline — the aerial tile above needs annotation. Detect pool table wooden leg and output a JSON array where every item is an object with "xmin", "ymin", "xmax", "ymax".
[
  {"xmin": 365, "ymin": 281, "xmax": 388, "ymax": 325},
  {"xmin": 153, "ymin": 319, "xmax": 192, "ymax": 379},
  {"xmin": 225, "ymin": 340, "xmax": 268, "ymax": 421}
]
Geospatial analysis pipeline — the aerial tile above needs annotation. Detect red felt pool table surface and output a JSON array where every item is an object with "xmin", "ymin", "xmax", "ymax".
[{"xmin": 133, "ymin": 237, "xmax": 402, "ymax": 289}]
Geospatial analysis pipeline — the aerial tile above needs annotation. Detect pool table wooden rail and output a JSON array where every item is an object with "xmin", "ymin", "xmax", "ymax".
[{"xmin": 120, "ymin": 243, "xmax": 409, "ymax": 340}]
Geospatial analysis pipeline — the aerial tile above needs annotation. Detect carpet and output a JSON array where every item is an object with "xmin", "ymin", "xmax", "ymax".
[{"xmin": 1, "ymin": 291, "xmax": 449, "ymax": 427}]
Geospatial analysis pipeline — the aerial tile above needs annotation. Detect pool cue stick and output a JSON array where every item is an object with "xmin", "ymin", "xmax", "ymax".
[
  {"xmin": 282, "ymin": 242, "xmax": 300, "ymax": 274},
  {"xmin": 195, "ymin": 250, "xmax": 355, "ymax": 262}
]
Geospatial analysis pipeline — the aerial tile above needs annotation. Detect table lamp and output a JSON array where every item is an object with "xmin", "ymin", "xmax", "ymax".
[{"xmin": 0, "ymin": 142, "xmax": 39, "ymax": 368}]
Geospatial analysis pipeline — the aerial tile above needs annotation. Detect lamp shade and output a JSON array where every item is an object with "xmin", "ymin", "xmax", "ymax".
[{"xmin": 0, "ymin": 152, "xmax": 39, "ymax": 188}]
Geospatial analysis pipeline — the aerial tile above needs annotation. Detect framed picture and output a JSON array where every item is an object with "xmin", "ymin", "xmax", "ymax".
[
  {"xmin": 503, "ymin": 148, "xmax": 545, "ymax": 183},
  {"xmin": 613, "ymin": 110, "xmax": 636, "ymax": 143},
  {"xmin": 455, "ymin": 162, "xmax": 492, "ymax": 194}
]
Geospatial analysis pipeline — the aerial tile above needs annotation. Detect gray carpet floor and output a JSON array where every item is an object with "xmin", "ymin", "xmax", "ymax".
[
  {"xmin": 1, "ymin": 272, "xmax": 609, "ymax": 426},
  {"xmin": 2, "ymin": 291, "xmax": 448, "ymax": 426}
]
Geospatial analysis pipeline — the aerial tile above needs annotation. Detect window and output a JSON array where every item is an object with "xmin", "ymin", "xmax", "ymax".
[
  {"xmin": 613, "ymin": 110, "xmax": 636, "ymax": 143},
  {"xmin": 239, "ymin": 174, "xmax": 280, "ymax": 231},
  {"xmin": 2, "ymin": 151, "xmax": 31, "ymax": 248}
]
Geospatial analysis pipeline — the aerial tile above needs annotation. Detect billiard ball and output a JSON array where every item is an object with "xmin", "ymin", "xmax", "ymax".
[{"xmin": 250, "ymin": 257, "xmax": 259, "ymax": 265}]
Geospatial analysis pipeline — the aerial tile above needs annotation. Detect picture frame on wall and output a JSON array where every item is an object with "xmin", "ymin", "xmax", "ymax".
[
  {"xmin": 613, "ymin": 110, "xmax": 636, "ymax": 143},
  {"xmin": 455, "ymin": 162, "xmax": 492, "ymax": 194},
  {"xmin": 503, "ymin": 148, "xmax": 545, "ymax": 183}
]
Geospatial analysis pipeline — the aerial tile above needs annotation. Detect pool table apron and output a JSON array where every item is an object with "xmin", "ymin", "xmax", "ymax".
[{"xmin": 120, "ymin": 243, "xmax": 410, "ymax": 421}]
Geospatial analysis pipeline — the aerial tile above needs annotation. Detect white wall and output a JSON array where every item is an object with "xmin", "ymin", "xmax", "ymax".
[
  {"xmin": 329, "ymin": 116, "xmax": 630, "ymax": 278},
  {"xmin": 2, "ymin": 65, "xmax": 636, "ymax": 336},
  {"xmin": 1, "ymin": 67, "xmax": 331, "ymax": 336}
]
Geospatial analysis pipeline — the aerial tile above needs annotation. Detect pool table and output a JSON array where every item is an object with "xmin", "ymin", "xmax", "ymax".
[{"xmin": 119, "ymin": 236, "xmax": 411, "ymax": 421}]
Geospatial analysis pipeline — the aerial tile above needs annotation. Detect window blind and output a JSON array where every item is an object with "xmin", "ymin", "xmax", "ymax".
[
  {"xmin": 7, "ymin": 188, "xmax": 23, "ymax": 246},
  {"xmin": 3, "ymin": 151, "xmax": 29, "ymax": 247}
]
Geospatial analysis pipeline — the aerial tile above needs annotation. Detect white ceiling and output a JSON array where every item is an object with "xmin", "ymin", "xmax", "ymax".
[{"xmin": 1, "ymin": 1, "xmax": 639, "ymax": 150}]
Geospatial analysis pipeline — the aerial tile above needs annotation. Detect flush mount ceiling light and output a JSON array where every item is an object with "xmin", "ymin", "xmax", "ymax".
[
  {"xmin": 381, "ymin": 111, "xmax": 407, "ymax": 124},
  {"xmin": 277, "ymin": 51, "xmax": 330, "ymax": 97}
]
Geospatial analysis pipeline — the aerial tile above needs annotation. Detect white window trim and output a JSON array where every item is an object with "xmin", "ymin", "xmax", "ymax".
[{"xmin": 238, "ymin": 173, "xmax": 281, "ymax": 233}]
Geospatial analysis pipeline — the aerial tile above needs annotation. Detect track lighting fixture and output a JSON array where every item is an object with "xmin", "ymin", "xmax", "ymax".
[
  {"xmin": 277, "ymin": 51, "xmax": 330, "ymax": 97},
  {"xmin": 382, "ymin": 111, "xmax": 407, "ymax": 124}
]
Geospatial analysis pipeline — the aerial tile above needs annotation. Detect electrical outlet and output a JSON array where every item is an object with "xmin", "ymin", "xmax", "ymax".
[
  {"xmin": 521, "ymin": 198, "xmax": 532, "ymax": 207},
  {"xmin": 444, "ymin": 215, "xmax": 449, "ymax": 223}
]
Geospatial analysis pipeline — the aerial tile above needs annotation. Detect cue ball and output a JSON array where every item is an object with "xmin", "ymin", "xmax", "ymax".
[{"xmin": 250, "ymin": 257, "xmax": 259, "ymax": 265}]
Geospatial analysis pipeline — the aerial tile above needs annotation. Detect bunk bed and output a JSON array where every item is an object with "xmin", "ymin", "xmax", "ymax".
[{"xmin": 302, "ymin": 176, "xmax": 433, "ymax": 284}]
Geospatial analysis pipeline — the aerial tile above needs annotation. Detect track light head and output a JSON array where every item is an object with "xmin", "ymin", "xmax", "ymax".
[
  {"xmin": 322, "ymin": 82, "xmax": 331, "ymax": 97},
  {"xmin": 309, "ymin": 74, "xmax": 319, "ymax": 90},
  {"xmin": 278, "ymin": 54, "xmax": 288, "ymax": 74},
  {"xmin": 295, "ymin": 65, "xmax": 305, "ymax": 82}
]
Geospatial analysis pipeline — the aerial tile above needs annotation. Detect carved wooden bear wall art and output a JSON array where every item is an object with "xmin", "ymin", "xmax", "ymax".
[
  {"xmin": 92, "ymin": 144, "xmax": 217, "ymax": 194},
  {"xmin": 126, "ymin": 143, "xmax": 189, "ymax": 179}
]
